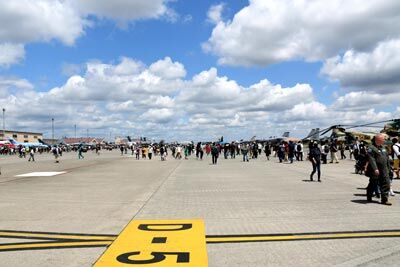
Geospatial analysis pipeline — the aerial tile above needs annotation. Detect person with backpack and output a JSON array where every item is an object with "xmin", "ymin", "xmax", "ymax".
[
  {"xmin": 321, "ymin": 141, "xmax": 329, "ymax": 164},
  {"xmin": 296, "ymin": 141, "xmax": 303, "ymax": 161},
  {"xmin": 211, "ymin": 143, "xmax": 219, "ymax": 165},
  {"xmin": 277, "ymin": 142, "xmax": 285, "ymax": 163}
]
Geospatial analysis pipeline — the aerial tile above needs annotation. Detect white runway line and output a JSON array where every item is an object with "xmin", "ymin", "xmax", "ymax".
[{"xmin": 15, "ymin": 172, "xmax": 66, "ymax": 177}]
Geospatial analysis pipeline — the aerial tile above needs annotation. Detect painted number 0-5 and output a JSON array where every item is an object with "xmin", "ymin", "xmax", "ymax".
[
  {"xmin": 117, "ymin": 251, "xmax": 190, "ymax": 264},
  {"xmin": 116, "ymin": 223, "xmax": 193, "ymax": 265}
]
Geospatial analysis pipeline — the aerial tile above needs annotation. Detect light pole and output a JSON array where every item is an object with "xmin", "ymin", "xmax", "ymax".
[
  {"xmin": 52, "ymin": 118, "xmax": 54, "ymax": 144},
  {"xmin": 2, "ymin": 108, "xmax": 5, "ymax": 140},
  {"xmin": 74, "ymin": 124, "xmax": 77, "ymax": 139},
  {"xmin": 87, "ymin": 129, "xmax": 89, "ymax": 139}
]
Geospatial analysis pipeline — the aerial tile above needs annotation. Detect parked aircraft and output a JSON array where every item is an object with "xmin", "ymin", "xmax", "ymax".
[
  {"xmin": 0, "ymin": 140, "xmax": 15, "ymax": 149},
  {"xmin": 266, "ymin": 132, "xmax": 299, "ymax": 144},
  {"xmin": 303, "ymin": 119, "xmax": 400, "ymax": 144},
  {"xmin": 8, "ymin": 138, "xmax": 49, "ymax": 148}
]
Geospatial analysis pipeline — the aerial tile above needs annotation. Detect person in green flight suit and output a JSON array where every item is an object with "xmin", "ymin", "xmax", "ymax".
[{"xmin": 366, "ymin": 133, "xmax": 392, "ymax": 205}]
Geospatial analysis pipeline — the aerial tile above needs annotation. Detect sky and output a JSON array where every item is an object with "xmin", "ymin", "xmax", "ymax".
[{"xmin": 0, "ymin": 0, "xmax": 399, "ymax": 142}]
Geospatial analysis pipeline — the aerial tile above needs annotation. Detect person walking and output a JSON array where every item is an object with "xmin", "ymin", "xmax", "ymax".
[
  {"xmin": 78, "ymin": 143, "xmax": 85, "ymax": 159},
  {"xmin": 242, "ymin": 143, "xmax": 249, "ymax": 162},
  {"xmin": 53, "ymin": 146, "xmax": 60, "ymax": 163},
  {"xmin": 28, "ymin": 147, "xmax": 35, "ymax": 162},
  {"xmin": 329, "ymin": 140, "xmax": 339, "ymax": 163},
  {"xmin": 264, "ymin": 142, "xmax": 271, "ymax": 161},
  {"xmin": 288, "ymin": 141, "xmax": 295, "ymax": 163},
  {"xmin": 277, "ymin": 142, "xmax": 285, "ymax": 163},
  {"xmin": 148, "ymin": 145, "xmax": 153, "ymax": 160},
  {"xmin": 211, "ymin": 143, "xmax": 219, "ymax": 165},
  {"xmin": 366, "ymin": 134, "xmax": 392, "ymax": 205},
  {"xmin": 309, "ymin": 142, "xmax": 321, "ymax": 182},
  {"xmin": 340, "ymin": 144, "xmax": 346, "ymax": 159}
]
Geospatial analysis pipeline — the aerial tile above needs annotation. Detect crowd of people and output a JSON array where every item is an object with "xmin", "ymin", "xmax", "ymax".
[
  {"xmin": 1, "ymin": 134, "xmax": 399, "ymax": 206},
  {"xmin": 308, "ymin": 134, "xmax": 399, "ymax": 205}
]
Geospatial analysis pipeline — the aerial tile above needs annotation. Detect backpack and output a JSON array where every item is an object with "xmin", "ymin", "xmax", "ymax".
[
  {"xmin": 212, "ymin": 146, "xmax": 218, "ymax": 154},
  {"xmin": 324, "ymin": 145, "xmax": 329, "ymax": 154},
  {"xmin": 296, "ymin": 145, "xmax": 302, "ymax": 152}
]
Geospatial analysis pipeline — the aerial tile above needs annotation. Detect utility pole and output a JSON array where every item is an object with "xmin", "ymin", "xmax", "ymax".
[
  {"xmin": 2, "ymin": 108, "xmax": 5, "ymax": 140},
  {"xmin": 52, "ymin": 118, "xmax": 54, "ymax": 144}
]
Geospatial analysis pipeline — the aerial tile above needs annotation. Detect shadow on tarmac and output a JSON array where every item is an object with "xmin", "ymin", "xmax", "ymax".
[
  {"xmin": 353, "ymin": 193, "xmax": 366, "ymax": 197},
  {"xmin": 351, "ymin": 199, "xmax": 379, "ymax": 205}
]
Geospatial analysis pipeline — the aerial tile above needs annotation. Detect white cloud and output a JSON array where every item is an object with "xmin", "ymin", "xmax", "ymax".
[
  {"xmin": 1, "ymin": 57, "xmax": 397, "ymax": 140},
  {"xmin": 70, "ymin": 0, "xmax": 172, "ymax": 21},
  {"xmin": 207, "ymin": 3, "xmax": 225, "ymax": 24},
  {"xmin": 0, "ymin": 0, "xmax": 177, "ymax": 67},
  {"xmin": 204, "ymin": 0, "xmax": 400, "ymax": 66},
  {"xmin": 283, "ymin": 102, "xmax": 328, "ymax": 121},
  {"xmin": 178, "ymin": 68, "xmax": 241, "ymax": 104},
  {"xmin": 149, "ymin": 57, "xmax": 186, "ymax": 79},
  {"xmin": 0, "ymin": 77, "xmax": 33, "ymax": 97},
  {"xmin": 0, "ymin": 0, "xmax": 85, "ymax": 46},
  {"xmin": 332, "ymin": 90, "xmax": 400, "ymax": 111},
  {"xmin": 0, "ymin": 43, "xmax": 25, "ymax": 67},
  {"xmin": 321, "ymin": 39, "xmax": 400, "ymax": 93},
  {"xmin": 140, "ymin": 108, "xmax": 175, "ymax": 123}
]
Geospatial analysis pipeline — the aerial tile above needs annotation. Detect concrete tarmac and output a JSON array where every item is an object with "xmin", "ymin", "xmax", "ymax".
[{"xmin": 0, "ymin": 151, "xmax": 399, "ymax": 266}]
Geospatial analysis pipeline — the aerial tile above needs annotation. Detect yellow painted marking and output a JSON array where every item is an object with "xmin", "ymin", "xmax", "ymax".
[
  {"xmin": 0, "ymin": 231, "xmax": 115, "ymax": 241},
  {"xmin": 1, "ymin": 229, "xmax": 400, "ymax": 253},
  {"xmin": 94, "ymin": 219, "xmax": 208, "ymax": 267},
  {"xmin": 0, "ymin": 241, "xmax": 112, "ymax": 252},
  {"xmin": 206, "ymin": 231, "xmax": 400, "ymax": 243}
]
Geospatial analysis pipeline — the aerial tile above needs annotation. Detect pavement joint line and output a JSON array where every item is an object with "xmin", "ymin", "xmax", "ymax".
[
  {"xmin": 2, "ymin": 229, "xmax": 400, "ymax": 252},
  {"xmin": 130, "ymin": 161, "xmax": 183, "ymax": 219},
  {"xmin": 87, "ymin": 162, "xmax": 184, "ymax": 265}
]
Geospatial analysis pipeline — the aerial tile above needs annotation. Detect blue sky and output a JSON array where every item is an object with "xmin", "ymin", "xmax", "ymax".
[{"xmin": 0, "ymin": 0, "xmax": 399, "ymax": 141}]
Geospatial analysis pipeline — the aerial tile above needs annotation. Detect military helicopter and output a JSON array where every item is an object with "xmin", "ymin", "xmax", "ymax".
[
  {"xmin": 303, "ymin": 119, "xmax": 400, "ymax": 144},
  {"xmin": 381, "ymin": 119, "xmax": 400, "ymax": 137}
]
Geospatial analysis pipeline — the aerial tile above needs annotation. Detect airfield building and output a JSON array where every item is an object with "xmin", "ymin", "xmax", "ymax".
[{"xmin": 0, "ymin": 130, "xmax": 43, "ymax": 143}]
